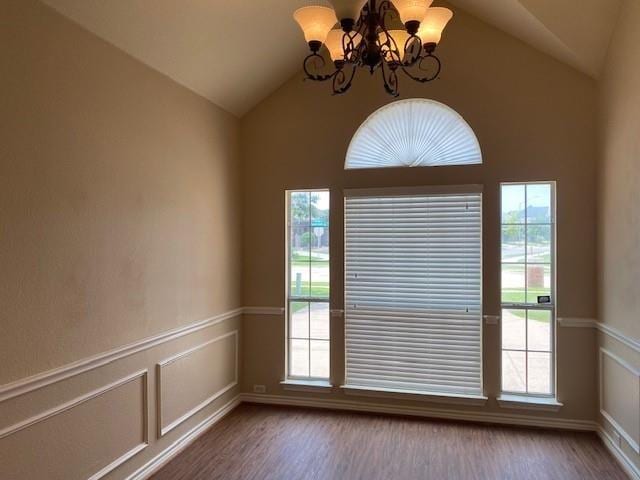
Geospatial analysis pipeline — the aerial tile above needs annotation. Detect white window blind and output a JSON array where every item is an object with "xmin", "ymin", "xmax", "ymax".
[{"xmin": 344, "ymin": 188, "xmax": 483, "ymax": 396}]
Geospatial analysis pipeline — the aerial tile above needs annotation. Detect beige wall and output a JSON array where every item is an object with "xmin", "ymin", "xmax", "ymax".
[
  {"xmin": 241, "ymin": 5, "xmax": 598, "ymax": 422},
  {"xmin": 598, "ymin": 0, "xmax": 640, "ymax": 341},
  {"xmin": 0, "ymin": 1, "xmax": 242, "ymax": 478},
  {"xmin": 597, "ymin": 0, "xmax": 640, "ymax": 473}
]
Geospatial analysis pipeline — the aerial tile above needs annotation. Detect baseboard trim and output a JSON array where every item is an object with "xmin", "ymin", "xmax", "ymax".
[
  {"xmin": 239, "ymin": 393, "xmax": 596, "ymax": 432},
  {"xmin": 0, "ymin": 308, "xmax": 243, "ymax": 402},
  {"xmin": 126, "ymin": 395, "xmax": 242, "ymax": 480},
  {"xmin": 599, "ymin": 426, "xmax": 640, "ymax": 480}
]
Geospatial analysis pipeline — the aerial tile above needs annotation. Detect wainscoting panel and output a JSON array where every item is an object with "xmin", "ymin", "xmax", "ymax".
[
  {"xmin": 0, "ymin": 310, "xmax": 242, "ymax": 480},
  {"xmin": 600, "ymin": 348, "xmax": 640, "ymax": 453},
  {"xmin": 0, "ymin": 371, "xmax": 148, "ymax": 480},
  {"xmin": 157, "ymin": 330, "xmax": 238, "ymax": 437}
]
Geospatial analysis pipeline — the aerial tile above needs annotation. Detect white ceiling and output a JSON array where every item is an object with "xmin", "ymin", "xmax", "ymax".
[
  {"xmin": 448, "ymin": 0, "xmax": 620, "ymax": 78},
  {"xmin": 42, "ymin": 0, "xmax": 621, "ymax": 117}
]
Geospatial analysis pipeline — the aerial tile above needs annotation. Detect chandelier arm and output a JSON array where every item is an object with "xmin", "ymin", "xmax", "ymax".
[
  {"xmin": 303, "ymin": 52, "xmax": 336, "ymax": 82},
  {"xmin": 380, "ymin": 59, "xmax": 400, "ymax": 97},
  {"xmin": 342, "ymin": 31, "xmax": 363, "ymax": 64},
  {"xmin": 332, "ymin": 64, "xmax": 358, "ymax": 95},
  {"xmin": 376, "ymin": 11, "xmax": 396, "ymax": 64},
  {"xmin": 399, "ymin": 53, "xmax": 442, "ymax": 83}
]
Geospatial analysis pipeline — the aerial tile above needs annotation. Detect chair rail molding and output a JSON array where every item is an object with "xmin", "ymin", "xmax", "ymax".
[
  {"xmin": 557, "ymin": 317, "xmax": 598, "ymax": 328},
  {"xmin": 597, "ymin": 322, "xmax": 640, "ymax": 353},
  {"xmin": 0, "ymin": 308, "xmax": 243, "ymax": 402},
  {"xmin": 243, "ymin": 306, "xmax": 285, "ymax": 315},
  {"xmin": 558, "ymin": 317, "xmax": 640, "ymax": 353}
]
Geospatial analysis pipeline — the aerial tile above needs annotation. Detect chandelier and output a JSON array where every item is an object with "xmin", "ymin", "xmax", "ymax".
[{"xmin": 293, "ymin": 1, "xmax": 453, "ymax": 96}]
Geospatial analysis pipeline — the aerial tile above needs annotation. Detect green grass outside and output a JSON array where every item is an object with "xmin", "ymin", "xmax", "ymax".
[
  {"xmin": 291, "ymin": 252, "xmax": 328, "ymax": 263},
  {"xmin": 290, "ymin": 281, "xmax": 329, "ymax": 298},
  {"xmin": 502, "ymin": 288, "xmax": 549, "ymax": 303}
]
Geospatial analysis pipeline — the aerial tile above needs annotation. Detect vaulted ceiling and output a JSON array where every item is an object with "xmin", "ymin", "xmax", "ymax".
[{"xmin": 42, "ymin": 0, "xmax": 621, "ymax": 117}]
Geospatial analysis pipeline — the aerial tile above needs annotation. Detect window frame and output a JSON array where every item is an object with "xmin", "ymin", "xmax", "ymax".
[
  {"xmin": 285, "ymin": 189, "xmax": 331, "ymax": 382},
  {"xmin": 499, "ymin": 181, "xmax": 557, "ymax": 399}
]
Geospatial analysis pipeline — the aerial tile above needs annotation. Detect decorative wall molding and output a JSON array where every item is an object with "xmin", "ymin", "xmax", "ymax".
[
  {"xmin": 557, "ymin": 317, "xmax": 598, "ymax": 328},
  {"xmin": 598, "ymin": 426, "xmax": 640, "ymax": 480},
  {"xmin": 598, "ymin": 322, "xmax": 640, "ymax": 353},
  {"xmin": 156, "ymin": 331, "xmax": 239, "ymax": 437},
  {"xmin": 0, "ymin": 369, "xmax": 148, "ymax": 440},
  {"xmin": 599, "ymin": 348, "xmax": 640, "ymax": 454},
  {"xmin": 243, "ymin": 306, "xmax": 285, "ymax": 315},
  {"xmin": 558, "ymin": 317, "xmax": 640, "ymax": 353},
  {"xmin": 0, "ymin": 370, "xmax": 149, "ymax": 480},
  {"xmin": 239, "ymin": 393, "xmax": 596, "ymax": 432},
  {"xmin": 0, "ymin": 308, "xmax": 243, "ymax": 403},
  {"xmin": 89, "ymin": 444, "xmax": 148, "ymax": 480},
  {"xmin": 127, "ymin": 395, "xmax": 241, "ymax": 480}
]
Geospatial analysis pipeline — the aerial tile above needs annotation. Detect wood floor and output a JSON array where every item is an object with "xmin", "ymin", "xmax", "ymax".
[{"xmin": 151, "ymin": 404, "xmax": 627, "ymax": 480}]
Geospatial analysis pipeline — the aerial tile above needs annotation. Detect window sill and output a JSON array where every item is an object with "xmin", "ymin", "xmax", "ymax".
[
  {"xmin": 341, "ymin": 384, "xmax": 488, "ymax": 406},
  {"xmin": 280, "ymin": 379, "xmax": 333, "ymax": 393},
  {"xmin": 497, "ymin": 394, "xmax": 563, "ymax": 412}
]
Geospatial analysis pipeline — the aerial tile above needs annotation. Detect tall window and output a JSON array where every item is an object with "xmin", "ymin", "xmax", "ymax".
[
  {"xmin": 501, "ymin": 182, "xmax": 556, "ymax": 396},
  {"xmin": 344, "ymin": 187, "xmax": 483, "ymax": 397},
  {"xmin": 286, "ymin": 190, "xmax": 330, "ymax": 380}
]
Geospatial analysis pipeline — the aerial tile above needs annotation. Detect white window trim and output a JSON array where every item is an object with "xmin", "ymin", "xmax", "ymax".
[
  {"xmin": 344, "ymin": 184, "xmax": 483, "ymax": 198},
  {"xmin": 285, "ymin": 189, "xmax": 331, "ymax": 382},
  {"xmin": 497, "ymin": 394, "xmax": 563, "ymax": 412},
  {"xmin": 281, "ymin": 379, "xmax": 333, "ymax": 393},
  {"xmin": 499, "ymin": 181, "xmax": 558, "ymax": 400}
]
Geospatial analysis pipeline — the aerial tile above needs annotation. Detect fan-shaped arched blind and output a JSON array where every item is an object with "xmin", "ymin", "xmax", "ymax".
[{"xmin": 345, "ymin": 99, "xmax": 482, "ymax": 170}]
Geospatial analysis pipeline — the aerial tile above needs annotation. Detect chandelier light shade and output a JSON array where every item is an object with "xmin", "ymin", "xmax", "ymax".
[
  {"xmin": 393, "ymin": 0, "xmax": 434, "ymax": 24},
  {"xmin": 326, "ymin": 29, "xmax": 364, "ymax": 62},
  {"xmin": 418, "ymin": 7, "xmax": 454, "ymax": 45},
  {"xmin": 381, "ymin": 30, "xmax": 411, "ymax": 62},
  {"xmin": 293, "ymin": 0, "xmax": 454, "ymax": 96},
  {"xmin": 325, "ymin": 29, "xmax": 347, "ymax": 62},
  {"xmin": 293, "ymin": 6, "xmax": 338, "ymax": 44},
  {"xmin": 328, "ymin": 0, "xmax": 369, "ymax": 22}
]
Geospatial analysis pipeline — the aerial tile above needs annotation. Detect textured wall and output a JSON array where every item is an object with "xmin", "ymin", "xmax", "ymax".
[
  {"xmin": 0, "ymin": 0, "xmax": 242, "ymax": 383},
  {"xmin": 0, "ymin": 1, "xmax": 242, "ymax": 478}
]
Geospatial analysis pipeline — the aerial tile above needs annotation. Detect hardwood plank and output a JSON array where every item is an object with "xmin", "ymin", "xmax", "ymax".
[{"xmin": 151, "ymin": 404, "xmax": 627, "ymax": 480}]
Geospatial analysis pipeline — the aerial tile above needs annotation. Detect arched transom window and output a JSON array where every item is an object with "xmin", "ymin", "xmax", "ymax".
[{"xmin": 345, "ymin": 98, "xmax": 482, "ymax": 170}]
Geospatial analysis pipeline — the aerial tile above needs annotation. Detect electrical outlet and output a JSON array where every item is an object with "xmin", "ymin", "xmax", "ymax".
[{"xmin": 253, "ymin": 384, "xmax": 266, "ymax": 394}]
